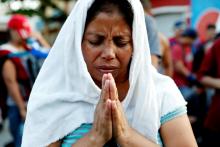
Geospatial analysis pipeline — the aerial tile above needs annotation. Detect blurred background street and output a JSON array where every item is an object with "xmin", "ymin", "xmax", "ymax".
[
  {"xmin": 0, "ymin": 120, "xmax": 12, "ymax": 147},
  {"xmin": 0, "ymin": 0, "xmax": 220, "ymax": 146}
]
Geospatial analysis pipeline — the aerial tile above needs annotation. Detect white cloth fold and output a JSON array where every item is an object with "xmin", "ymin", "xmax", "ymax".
[{"xmin": 22, "ymin": 0, "xmax": 186, "ymax": 146}]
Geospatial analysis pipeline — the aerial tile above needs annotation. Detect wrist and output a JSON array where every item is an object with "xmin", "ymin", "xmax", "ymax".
[
  {"xmin": 88, "ymin": 129, "xmax": 106, "ymax": 147},
  {"xmin": 116, "ymin": 127, "xmax": 133, "ymax": 146}
]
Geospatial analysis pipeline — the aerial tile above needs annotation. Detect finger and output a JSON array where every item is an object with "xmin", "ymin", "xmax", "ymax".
[
  {"xmin": 101, "ymin": 79, "xmax": 110, "ymax": 102},
  {"xmin": 111, "ymin": 100, "xmax": 119, "ymax": 132},
  {"xmin": 112, "ymin": 100, "xmax": 129, "ymax": 139},
  {"xmin": 109, "ymin": 73, "xmax": 118, "ymax": 101},
  {"xmin": 102, "ymin": 74, "xmax": 108, "ymax": 89},
  {"xmin": 104, "ymin": 99, "xmax": 113, "ymax": 135},
  {"xmin": 100, "ymin": 74, "xmax": 109, "ymax": 102},
  {"xmin": 104, "ymin": 99, "xmax": 112, "ymax": 120},
  {"xmin": 112, "ymin": 100, "xmax": 127, "ymax": 124}
]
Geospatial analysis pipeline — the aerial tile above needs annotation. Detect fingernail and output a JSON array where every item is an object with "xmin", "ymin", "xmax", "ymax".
[{"xmin": 105, "ymin": 79, "xmax": 110, "ymax": 87}]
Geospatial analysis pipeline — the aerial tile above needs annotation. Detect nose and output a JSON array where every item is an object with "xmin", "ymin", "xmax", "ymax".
[{"xmin": 101, "ymin": 42, "xmax": 116, "ymax": 60}]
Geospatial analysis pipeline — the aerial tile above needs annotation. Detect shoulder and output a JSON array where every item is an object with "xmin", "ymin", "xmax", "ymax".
[
  {"xmin": 145, "ymin": 14, "xmax": 156, "ymax": 26},
  {"xmin": 2, "ymin": 60, "xmax": 16, "ymax": 81},
  {"xmin": 172, "ymin": 44, "xmax": 182, "ymax": 51},
  {"xmin": 212, "ymin": 38, "xmax": 220, "ymax": 53},
  {"xmin": 153, "ymin": 72, "xmax": 176, "ymax": 92},
  {"xmin": 152, "ymin": 72, "xmax": 187, "ymax": 119},
  {"xmin": 214, "ymin": 38, "xmax": 220, "ymax": 45},
  {"xmin": 0, "ymin": 43, "xmax": 12, "ymax": 55},
  {"xmin": 153, "ymin": 72, "xmax": 179, "ymax": 102},
  {"xmin": 171, "ymin": 44, "xmax": 183, "ymax": 60},
  {"xmin": 2, "ymin": 59, "xmax": 16, "ymax": 72},
  {"xmin": 0, "ymin": 43, "xmax": 17, "ymax": 52}
]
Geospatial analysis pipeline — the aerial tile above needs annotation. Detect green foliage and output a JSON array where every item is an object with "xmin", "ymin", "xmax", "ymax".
[
  {"xmin": 8, "ymin": 9, "xmax": 39, "ymax": 17},
  {"xmin": 1, "ymin": 0, "xmax": 75, "ymax": 23},
  {"xmin": 1, "ymin": 0, "xmax": 12, "ymax": 2}
]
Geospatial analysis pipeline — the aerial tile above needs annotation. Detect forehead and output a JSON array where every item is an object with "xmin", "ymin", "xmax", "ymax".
[
  {"xmin": 90, "ymin": 5, "xmax": 125, "ymax": 22},
  {"xmin": 85, "ymin": 13, "xmax": 132, "ymax": 37},
  {"xmin": 92, "ymin": 12, "xmax": 125, "ymax": 25},
  {"xmin": 84, "ymin": 12, "xmax": 131, "ymax": 35}
]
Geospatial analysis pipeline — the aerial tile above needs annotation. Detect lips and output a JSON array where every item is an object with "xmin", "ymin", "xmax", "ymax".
[{"xmin": 97, "ymin": 65, "xmax": 119, "ymax": 74}]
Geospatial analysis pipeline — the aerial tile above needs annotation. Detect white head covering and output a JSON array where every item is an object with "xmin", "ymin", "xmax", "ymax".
[{"xmin": 22, "ymin": 0, "xmax": 186, "ymax": 146}]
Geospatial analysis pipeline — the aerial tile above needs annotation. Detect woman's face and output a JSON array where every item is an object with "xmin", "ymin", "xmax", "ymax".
[{"xmin": 82, "ymin": 11, "xmax": 133, "ymax": 86}]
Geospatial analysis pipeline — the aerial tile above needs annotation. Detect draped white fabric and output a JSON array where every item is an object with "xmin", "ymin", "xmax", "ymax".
[{"xmin": 22, "ymin": 0, "xmax": 186, "ymax": 146}]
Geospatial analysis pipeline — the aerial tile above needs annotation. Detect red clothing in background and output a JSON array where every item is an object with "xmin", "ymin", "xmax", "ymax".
[
  {"xmin": 169, "ymin": 37, "xmax": 179, "ymax": 47},
  {"xmin": 172, "ymin": 44, "xmax": 193, "ymax": 87},
  {"xmin": 198, "ymin": 38, "xmax": 220, "ymax": 132}
]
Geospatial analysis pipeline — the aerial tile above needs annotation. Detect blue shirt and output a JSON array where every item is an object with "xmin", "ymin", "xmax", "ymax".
[
  {"xmin": 61, "ymin": 106, "xmax": 187, "ymax": 147},
  {"xmin": 145, "ymin": 14, "xmax": 161, "ymax": 57}
]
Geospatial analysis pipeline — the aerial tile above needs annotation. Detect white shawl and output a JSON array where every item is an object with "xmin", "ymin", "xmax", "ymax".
[{"xmin": 22, "ymin": 0, "xmax": 186, "ymax": 146}]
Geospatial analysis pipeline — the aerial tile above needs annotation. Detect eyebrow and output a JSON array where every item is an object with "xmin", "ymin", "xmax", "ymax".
[
  {"xmin": 85, "ymin": 32, "xmax": 131, "ymax": 37},
  {"xmin": 86, "ymin": 32, "xmax": 105, "ymax": 36}
]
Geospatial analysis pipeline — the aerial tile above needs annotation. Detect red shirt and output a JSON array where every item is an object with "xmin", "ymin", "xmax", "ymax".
[
  {"xmin": 169, "ymin": 36, "xmax": 179, "ymax": 47},
  {"xmin": 172, "ymin": 44, "xmax": 193, "ymax": 87},
  {"xmin": 198, "ymin": 38, "xmax": 220, "ymax": 132},
  {"xmin": 0, "ymin": 49, "xmax": 31, "ymax": 101}
]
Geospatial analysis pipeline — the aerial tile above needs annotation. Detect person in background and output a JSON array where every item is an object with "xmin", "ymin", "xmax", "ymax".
[
  {"xmin": 192, "ymin": 24, "xmax": 217, "ymax": 119},
  {"xmin": 169, "ymin": 20, "xmax": 186, "ymax": 48},
  {"xmin": 203, "ymin": 24, "xmax": 216, "ymax": 51},
  {"xmin": 140, "ymin": 0, "xmax": 161, "ymax": 69},
  {"xmin": 197, "ymin": 38, "xmax": 220, "ymax": 146},
  {"xmin": 172, "ymin": 28, "xmax": 198, "ymax": 99},
  {"xmin": 193, "ymin": 24, "xmax": 216, "ymax": 72},
  {"xmin": 171, "ymin": 28, "xmax": 200, "ymax": 126},
  {"xmin": 0, "ymin": 14, "xmax": 50, "ymax": 147},
  {"xmin": 158, "ymin": 32, "xmax": 173, "ymax": 77}
]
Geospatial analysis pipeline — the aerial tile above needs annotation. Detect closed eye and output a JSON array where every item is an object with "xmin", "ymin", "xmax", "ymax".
[
  {"xmin": 88, "ymin": 36, "xmax": 104, "ymax": 46},
  {"xmin": 113, "ymin": 36, "xmax": 131, "ymax": 47}
]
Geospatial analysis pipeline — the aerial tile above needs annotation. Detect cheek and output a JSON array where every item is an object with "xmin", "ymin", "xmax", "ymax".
[
  {"xmin": 118, "ymin": 49, "xmax": 132, "ymax": 67},
  {"xmin": 82, "ymin": 42, "xmax": 99, "ymax": 65},
  {"xmin": 123, "ymin": 54, "xmax": 132, "ymax": 67},
  {"xmin": 82, "ymin": 44, "xmax": 91, "ymax": 65}
]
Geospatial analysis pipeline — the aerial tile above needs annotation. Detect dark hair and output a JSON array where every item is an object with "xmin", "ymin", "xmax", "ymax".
[
  {"xmin": 140, "ymin": 0, "xmax": 152, "ymax": 10},
  {"xmin": 207, "ymin": 24, "xmax": 216, "ymax": 30},
  {"xmin": 173, "ymin": 20, "xmax": 185, "ymax": 29},
  {"xmin": 181, "ymin": 28, "xmax": 197, "ymax": 39},
  {"xmin": 85, "ymin": 0, "xmax": 133, "ymax": 30},
  {"xmin": 0, "ymin": 30, "xmax": 10, "ymax": 44}
]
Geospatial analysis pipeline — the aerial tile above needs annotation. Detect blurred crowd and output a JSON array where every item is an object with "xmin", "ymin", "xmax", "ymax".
[
  {"xmin": 0, "ymin": 0, "xmax": 220, "ymax": 147},
  {"xmin": 0, "ymin": 14, "xmax": 50, "ymax": 147},
  {"xmin": 142, "ymin": 1, "xmax": 220, "ymax": 146}
]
